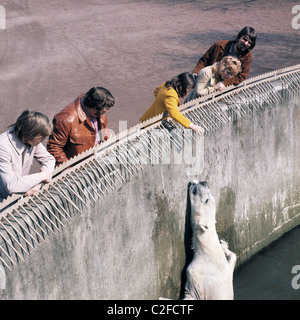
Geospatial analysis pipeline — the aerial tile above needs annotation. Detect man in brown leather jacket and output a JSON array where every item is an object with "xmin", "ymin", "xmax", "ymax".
[
  {"xmin": 47, "ymin": 87, "xmax": 115, "ymax": 166},
  {"xmin": 193, "ymin": 26, "xmax": 257, "ymax": 87}
]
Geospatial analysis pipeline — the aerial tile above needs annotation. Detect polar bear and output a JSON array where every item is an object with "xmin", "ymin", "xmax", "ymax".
[{"xmin": 183, "ymin": 180, "xmax": 236, "ymax": 300}]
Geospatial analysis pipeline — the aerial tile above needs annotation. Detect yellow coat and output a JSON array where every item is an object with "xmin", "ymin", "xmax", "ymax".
[{"xmin": 139, "ymin": 83, "xmax": 191, "ymax": 128}]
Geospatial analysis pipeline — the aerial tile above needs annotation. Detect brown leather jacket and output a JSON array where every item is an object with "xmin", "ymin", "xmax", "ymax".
[
  {"xmin": 193, "ymin": 40, "xmax": 252, "ymax": 86},
  {"xmin": 47, "ymin": 94, "xmax": 109, "ymax": 165}
]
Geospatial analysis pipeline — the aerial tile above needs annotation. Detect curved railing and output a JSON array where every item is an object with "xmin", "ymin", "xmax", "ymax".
[{"xmin": 0, "ymin": 64, "xmax": 299, "ymax": 270}]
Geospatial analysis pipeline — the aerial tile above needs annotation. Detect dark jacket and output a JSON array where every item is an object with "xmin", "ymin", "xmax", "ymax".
[
  {"xmin": 47, "ymin": 94, "xmax": 109, "ymax": 165},
  {"xmin": 193, "ymin": 40, "xmax": 252, "ymax": 86}
]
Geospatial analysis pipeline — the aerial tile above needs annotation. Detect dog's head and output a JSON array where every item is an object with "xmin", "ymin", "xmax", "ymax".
[{"xmin": 188, "ymin": 180, "xmax": 216, "ymax": 232}]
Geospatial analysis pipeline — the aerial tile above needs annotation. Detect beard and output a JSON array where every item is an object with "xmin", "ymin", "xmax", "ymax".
[{"xmin": 237, "ymin": 42, "xmax": 248, "ymax": 52}]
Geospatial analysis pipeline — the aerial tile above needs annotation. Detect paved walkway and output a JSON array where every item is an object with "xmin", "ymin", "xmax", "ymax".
[{"xmin": 0, "ymin": 0, "xmax": 299, "ymax": 134}]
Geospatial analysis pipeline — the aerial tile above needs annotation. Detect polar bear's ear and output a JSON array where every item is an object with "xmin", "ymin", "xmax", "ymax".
[{"xmin": 199, "ymin": 223, "xmax": 209, "ymax": 232}]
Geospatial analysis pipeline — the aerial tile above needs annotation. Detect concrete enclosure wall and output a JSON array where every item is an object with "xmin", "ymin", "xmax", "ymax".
[{"xmin": 0, "ymin": 68, "xmax": 300, "ymax": 299}]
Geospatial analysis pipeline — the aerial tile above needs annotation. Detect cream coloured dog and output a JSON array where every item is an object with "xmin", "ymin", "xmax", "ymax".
[{"xmin": 183, "ymin": 180, "xmax": 236, "ymax": 300}]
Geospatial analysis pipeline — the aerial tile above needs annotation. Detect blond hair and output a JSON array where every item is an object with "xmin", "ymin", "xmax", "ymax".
[{"xmin": 212, "ymin": 56, "xmax": 242, "ymax": 81}]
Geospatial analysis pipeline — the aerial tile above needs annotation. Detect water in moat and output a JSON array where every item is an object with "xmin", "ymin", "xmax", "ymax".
[{"xmin": 233, "ymin": 225, "xmax": 300, "ymax": 300}]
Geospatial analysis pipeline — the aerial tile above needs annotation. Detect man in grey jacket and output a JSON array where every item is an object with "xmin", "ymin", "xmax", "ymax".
[{"xmin": 0, "ymin": 110, "xmax": 55, "ymax": 201}]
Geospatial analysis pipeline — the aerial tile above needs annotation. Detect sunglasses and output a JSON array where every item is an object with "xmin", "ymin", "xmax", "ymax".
[{"xmin": 241, "ymin": 35, "xmax": 253, "ymax": 46}]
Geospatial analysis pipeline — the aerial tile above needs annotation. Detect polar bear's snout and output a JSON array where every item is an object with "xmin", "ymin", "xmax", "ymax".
[
  {"xmin": 190, "ymin": 180, "xmax": 212, "ymax": 204},
  {"xmin": 191, "ymin": 180, "xmax": 206, "ymax": 193}
]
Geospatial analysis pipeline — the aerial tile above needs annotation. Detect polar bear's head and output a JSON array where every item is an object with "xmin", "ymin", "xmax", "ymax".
[{"xmin": 189, "ymin": 180, "xmax": 216, "ymax": 232}]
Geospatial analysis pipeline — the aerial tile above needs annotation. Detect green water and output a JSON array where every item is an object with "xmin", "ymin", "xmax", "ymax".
[{"xmin": 234, "ymin": 225, "xmax": 300, "ymax": 300}]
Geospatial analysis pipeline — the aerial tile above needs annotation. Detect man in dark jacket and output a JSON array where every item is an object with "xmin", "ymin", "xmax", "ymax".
[
  {"xmin": 193, "ymin": 26, "xmax": 257, "ymax": 87},
  {"xmin": 47, "ymin": 87, "xmax": 115, "ymax": 166}
]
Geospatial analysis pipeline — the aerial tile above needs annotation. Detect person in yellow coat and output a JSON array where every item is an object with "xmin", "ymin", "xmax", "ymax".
[{"xmin": 140, "ymin": 72, "xmax": 204, "ymax": 135}]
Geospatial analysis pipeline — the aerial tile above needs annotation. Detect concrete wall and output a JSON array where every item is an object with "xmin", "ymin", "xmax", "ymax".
[
  {"xmin": 1, "ymin": 91, "xmax": 300, "ymax": 300},
  {"xmin": 0, "ymin": 146, "xmax": 203, "ymax": 299},
  {"xmin": 206, "ymin": 93, "xmax": 300, "ymax": 264}
]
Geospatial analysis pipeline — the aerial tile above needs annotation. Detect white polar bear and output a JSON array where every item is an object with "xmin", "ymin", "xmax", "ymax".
[{"xmin": 183, "ymin": 180, "xmax": 236, "ymax": 300}]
